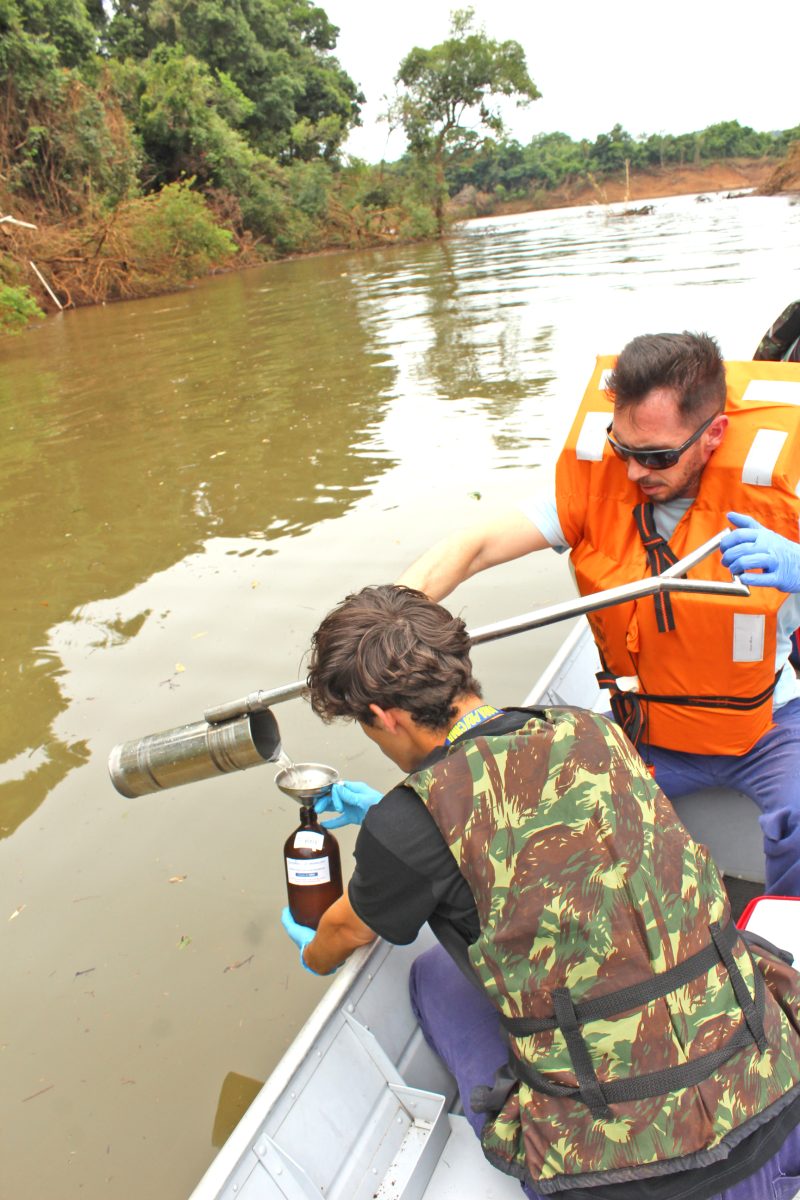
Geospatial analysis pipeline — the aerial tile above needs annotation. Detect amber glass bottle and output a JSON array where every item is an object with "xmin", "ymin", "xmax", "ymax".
[{"xmin": 283, "ymin": 806, "xmax": 343, "ymax": 930}]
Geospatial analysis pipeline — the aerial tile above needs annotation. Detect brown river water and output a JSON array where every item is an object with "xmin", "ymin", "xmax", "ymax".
[{"xmin": 2, "ymin": 193, "xmax": 800, "ymax": 1200}]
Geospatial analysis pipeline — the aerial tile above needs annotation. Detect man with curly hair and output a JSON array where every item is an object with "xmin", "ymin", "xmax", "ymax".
[{"xmin": 281, "ymin": 583, "xmax": 800, "ymax": 1200}]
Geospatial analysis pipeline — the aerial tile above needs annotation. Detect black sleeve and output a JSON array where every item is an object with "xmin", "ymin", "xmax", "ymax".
[{"xmin": 348, "ymin": 784, "xmax": 479, "ymax": 947}]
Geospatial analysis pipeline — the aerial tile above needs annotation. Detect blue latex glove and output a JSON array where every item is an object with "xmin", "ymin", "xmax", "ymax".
[
  {"xmin": 280, "ymin": 906, "xmax": 336, "ymax": 976},
  {"xmin": 721, "ymin": 512, "xmax": 800, "ymax": 592},
  {"xmin": 313, "ymin": 780, "xmax": 382, "ymax": 829}
]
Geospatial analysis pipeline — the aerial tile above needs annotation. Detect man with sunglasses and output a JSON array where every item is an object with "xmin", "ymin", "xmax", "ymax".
[{"xmin": 398, "ymin": 331, "xmax": 800, "ymax": 898}]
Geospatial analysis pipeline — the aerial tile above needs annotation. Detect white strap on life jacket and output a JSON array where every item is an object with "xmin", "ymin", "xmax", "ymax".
[
  {"xmin": 576, "ymin": 411, "xmax": 610, "ymax": 462},
  {"xmin": 741, "ymin": 429, "xmax": 788, "ymax": 486},
  {"xmin": 743, "ymin": 379, "xmax": 800, "ymax": 405}
]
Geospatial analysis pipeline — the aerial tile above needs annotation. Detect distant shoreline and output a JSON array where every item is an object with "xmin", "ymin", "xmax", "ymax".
[
  {"xmin": 8, "ymin": 157, "xmax": 796, "ymax": 332},
  {"xmin": 463, "ymin": 156, "xmax": 786, "ymax": 219}
]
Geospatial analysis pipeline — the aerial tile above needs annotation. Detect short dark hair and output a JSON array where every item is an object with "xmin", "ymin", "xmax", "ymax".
[
  {"xmin": 607, "ymin": 332, "xmax": 726, "ymax": 419},
  {"xmin": 307, "ymin": 585, "xmax": 481, "ymax": 729}
]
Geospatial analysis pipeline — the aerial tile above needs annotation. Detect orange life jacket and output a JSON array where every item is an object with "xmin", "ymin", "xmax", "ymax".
[{"xmin": 555, "ymin": 358, "xmax": 800, "ymax": 755}]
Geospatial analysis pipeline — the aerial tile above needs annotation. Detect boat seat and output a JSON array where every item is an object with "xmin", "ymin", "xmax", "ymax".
[
  {"xmin": 205, "ymin": 931, "xmax": 461, "ymax": 1200},
  {"xmin": 671, "ymin": 788, "xmax": 764, "ymax": 884}
]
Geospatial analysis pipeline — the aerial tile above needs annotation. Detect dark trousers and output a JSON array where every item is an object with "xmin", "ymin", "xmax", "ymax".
[{"xmin": 645, "ymin": 696, "xmax": 800, "ymax": 897}]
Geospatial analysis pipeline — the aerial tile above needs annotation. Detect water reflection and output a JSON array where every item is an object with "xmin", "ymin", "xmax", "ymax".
[
  {"xmin": 5, "ymin": 195, "xmax": 799, "ymax": 840},
  {"xmin": 0, "ymin": 255, "xmax": 398, "ymax": 830},
  {"xmin": 2, "ymin": 193, "xmax": 800, "ymax": 1200}
]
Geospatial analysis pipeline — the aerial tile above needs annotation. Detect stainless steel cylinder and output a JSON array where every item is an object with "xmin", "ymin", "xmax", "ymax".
[{"xmin": 108, "ymin": 709, "xmax": 281, "ymax": 798}]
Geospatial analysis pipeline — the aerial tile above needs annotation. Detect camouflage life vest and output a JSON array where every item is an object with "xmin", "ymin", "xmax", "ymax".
[{"xmin": 405, "ymin": 707, "xmax": 800, "ymax": 1193}]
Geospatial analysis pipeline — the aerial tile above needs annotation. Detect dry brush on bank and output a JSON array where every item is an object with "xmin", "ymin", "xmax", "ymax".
[{"xmin": 760, "ymin": 144, "xmax": 800, "ymax": 196}]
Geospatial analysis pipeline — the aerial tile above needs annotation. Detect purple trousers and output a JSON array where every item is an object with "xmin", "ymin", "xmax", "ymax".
[
  {"xmin": 643, "ymin": 696, "xmax": 800, "ymax": 897},
  {"xmin": 409, "ymin": 943, "xmax": 800, "ymax": 1200}
]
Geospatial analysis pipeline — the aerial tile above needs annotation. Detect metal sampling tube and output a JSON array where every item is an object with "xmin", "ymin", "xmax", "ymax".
[
  {"xmin": 108, "ymin": 708, "xmax": 281, "ymax": 799},
  {"xmin": 108, "ymin": 532, "xmax": 747, "ymax": 799}
]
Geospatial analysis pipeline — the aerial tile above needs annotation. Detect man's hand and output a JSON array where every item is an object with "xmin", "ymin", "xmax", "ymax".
[
  {"xmin": 721, "ymin": 512, "xmax": 800, "ymax": 592},
  {"xmin": 313, "ymin": 780, "xmax": 381, "ymax": 829},
  {"xmin": 280, "ymin": 907, "xmax": 336, "ymax": 976}
]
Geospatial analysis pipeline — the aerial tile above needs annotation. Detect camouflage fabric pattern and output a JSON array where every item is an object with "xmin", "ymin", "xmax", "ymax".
[
  {"xmin": 754, "ymin": 299, "xmax": 800, "ymax": 363},
  {"xmin": 406, "ymin": 708, "xmax": 800, "ymax": 1189}
]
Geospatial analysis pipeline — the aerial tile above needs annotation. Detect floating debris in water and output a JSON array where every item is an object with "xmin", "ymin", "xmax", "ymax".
[{"xmin": 223, "ymin": 955, "xmax": 254, "ymax": 974}]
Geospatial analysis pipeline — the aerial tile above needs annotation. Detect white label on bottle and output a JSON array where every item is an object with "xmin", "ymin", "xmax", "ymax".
[
  {"xmin": 286, "ymin": 857, "xmax": 330, "ymax": 886},
  {"xmin": 293, "ymin": 831, "xmax": 324, "ymax": 851}
]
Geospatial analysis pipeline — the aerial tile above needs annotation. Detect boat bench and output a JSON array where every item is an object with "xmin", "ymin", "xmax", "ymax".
[{"xmin": 191, "ymin": 928, "xmax": 489, "ymax": 1200}]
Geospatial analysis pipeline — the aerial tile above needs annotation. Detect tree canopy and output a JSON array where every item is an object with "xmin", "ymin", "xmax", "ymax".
[
  {"xmin": 388, "ymin": 7, "xmax": 539, "ymax": 231},
  {"xmin": 1, "ymin": 0, "xmax": 797, "ymax": 333},
  {"xmin": 104, "ymin": 0, "xmax": 364, "ymax": 160}
]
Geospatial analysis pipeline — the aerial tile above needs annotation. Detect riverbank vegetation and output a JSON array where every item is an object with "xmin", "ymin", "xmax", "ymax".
[
  {"xmin": 442, "ymin": 120, "xmax": 800, "ymax": 216},
  {"xmin": 2, "ymin": 1, "xmax": 799, "ymax": 333}
]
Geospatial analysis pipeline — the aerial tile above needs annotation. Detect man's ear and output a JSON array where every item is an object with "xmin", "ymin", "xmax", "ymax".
[
  {"xmin": 706, "ymin": 413, "xmax": 728, "ymax": 451},
  {"xmin": 368, "ymin": 703, "xmax": 398, "ymax": 733}
]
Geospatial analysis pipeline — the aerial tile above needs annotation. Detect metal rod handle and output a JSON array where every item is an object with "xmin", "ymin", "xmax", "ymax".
[
  {"xmin": 467, "ymin": 574, "xmax": 748, "ymax": 646},
  {"xmin": 203, "ymin": 534, "xmax": 748, "ymax": 722},
  {"xmin": 204, "ymin": 684, "xmax": 307, "ymax": 724}
]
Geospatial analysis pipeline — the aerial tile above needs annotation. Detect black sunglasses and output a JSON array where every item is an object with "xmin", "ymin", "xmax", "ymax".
[{"xmin": 605, "ymin": 413, "xmax": 716, "ymax": 471}]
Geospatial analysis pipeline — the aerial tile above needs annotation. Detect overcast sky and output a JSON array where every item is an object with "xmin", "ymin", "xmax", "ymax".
[{"xmin": 322, "ymin": 0, "xmax": 799, "ymax": 162}]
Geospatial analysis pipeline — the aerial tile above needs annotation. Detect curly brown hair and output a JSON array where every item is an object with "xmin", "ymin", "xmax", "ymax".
[{"xmin": 307, "ymin": 585, "xmax": 482, "ymax": 729}]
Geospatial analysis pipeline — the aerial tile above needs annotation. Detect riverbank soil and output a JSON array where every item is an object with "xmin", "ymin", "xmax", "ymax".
[
  {"xmin": 489, "ymin": 157, "xmax": 785, "ymax": 215},
  {"xmin": 760, "ymin": 143, "xmax": 800, "ymax": 195}
]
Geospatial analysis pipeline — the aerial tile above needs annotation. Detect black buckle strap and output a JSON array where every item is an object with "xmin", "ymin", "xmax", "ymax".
[
  {"xmin": 628, "ymin": 673, "xmax": 780, "ymax": 713},
  {"xmin": 551, "ymin": 988, "xmax": 612, "ymax": 1119},
  {"xmin": 608, "ymin": 687, "xmax": 645, "ymax": 746},
  {"xmin": 595, "ymin": 670, "xmax": 780, "ymax": 749},
  {"xmin": 596, "ymin": 656, "xmax": 646, "ymax": 746},
  {"xmin": 501, "ymin": 917, "xmax": 740, "ymax": 1036},
  {"xmin": 711, "ymin": 921, "xmax": 768, "ymax": 1052},
  {"xmin": 633, "ymin": 502, "xmax": 679, "ymax": 633},
  {"xmin": 510, "ymin": 1016, "xmax": 757, "ymax": 1107},
  {"xmin": 502, "ymin": 919, "xmax": 768, "ymax": 1116}
]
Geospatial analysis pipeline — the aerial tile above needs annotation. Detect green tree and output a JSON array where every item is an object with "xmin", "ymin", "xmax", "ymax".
[
  {"xmin": 588, "ymin": 123, "xmax": 641, "ymax": 175},
  {"xmin": 113, "ymin": 45, "xmax": 255, "ymax": 186},
  {"xmin": 110, "ymin": 46, "xmax": 301, "ymax": 241},
  {"xmin": 104, "ymin": 0, "xmax": 363, "ymax": 160},
  {"xmin": 14, "ymin": 0, "xmax": 97, "ymax": 68},
  {"xmin": 0, "ymin": 283, "xmax": 45, "ymax": 333},
  {"xmin": 697, "ymin": 120, "xmax": 773, "ymax": 160},
  {"xmin": 388, "ymin": 7, "xmax": 540, "ymax": 233},
  {"xmin": 0, "ymin": 0, "xmax": 139, "ymax": 211},
  {"xmin": 520, "ymin": 131, "xmax": 588, "ymax": 192}
]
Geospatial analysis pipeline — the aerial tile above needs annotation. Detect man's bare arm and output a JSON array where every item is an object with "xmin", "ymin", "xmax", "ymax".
[
  {"xmin": 303, "ymin": 893, "xmax": 376, "ymax": 976},
  {"xmin": 397, "ymin": 508, "xmax": 552, "ymax": 602}
]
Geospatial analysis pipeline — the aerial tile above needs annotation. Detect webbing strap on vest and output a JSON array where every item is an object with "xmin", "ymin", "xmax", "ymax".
[
  {"xmin": 633, "ymin": 502, "xmax": 679, "ymax": 633},
  {"xmin": 595, "ymin": 663, "xmax": 645, "ymax": 745},
  {"xmin": 471, "ymin": 1063, "xmax": 517, "ymax": 1116},
  {"xmin": 595, "ymin": 668, "xmax": 781, "ymax": 750},
  {"xmin": 710, "ymin": 922, "xmax": 768, "ymax": 1052},
  {"xmin": 500, "ymin": 918, "xmax": 740, "ymax": 1035},
  {"xmin": 510, "ymin": 998, "xmax": 760, "ymax": 1107},
  {"xmin": 502, "ymin": 921, "xmax": 767, "ymax": 1117},
  {"xmin": 552, "ymin": 988, "xmax": 613, "ymax": 1119}
]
